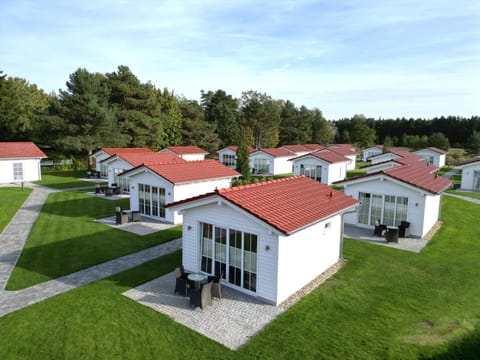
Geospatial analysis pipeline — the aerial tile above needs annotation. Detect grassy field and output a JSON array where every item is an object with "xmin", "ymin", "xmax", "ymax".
[
  {"xmin": 6, "ymin": 190, "xmax": 181, "ymax": 290},
  {"xmin": 447, "ymin": 190, "xmax": 480, "ymax": 200},
  {"xmin": 0, "ymin": 187, "xmax": 32, "ymax": 233},
  {"xmin": 34, "ymin": 169, "xmax": 104, "ymax": 189},
  {"xmin": 0, "ymin": 196, "xmax": 478, "ymax": 358}
]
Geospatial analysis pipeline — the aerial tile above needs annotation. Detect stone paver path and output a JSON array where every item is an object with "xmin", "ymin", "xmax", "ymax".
[{"xmin": 0, "ymin": 184, "xmax": 181, "ymax": 318}]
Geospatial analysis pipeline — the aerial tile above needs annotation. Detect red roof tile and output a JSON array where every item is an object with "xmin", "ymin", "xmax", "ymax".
[
  {"xmin": 101, "ymin": 147, "xmax": 153, "ymax": 156},
  {"xmin": 293, "ymin": 150, "xmax": 350, "ymax": 164},
  {"xmin": 0, "ymin": 142, "xmax": 46, "ymax": 159},
  {"xmin": 164, "ymin": 146, "xmax": 209, "ymax": 155},
  {"xmin": 425, "ymin": 147, "xmax": 448, "ymax": 155},
  {"xmin": 327, "ymin": 144, "xmax": 358, "ymax": 155},
  {"xmin": 104, "ymin": 152, "xmax": 185, "ymax": 166},
  {"xmin": 139, "ymin": 160, "xmax": 240, "ymax": 184},
  {"xmin": 253, "ymin": 148, "xmax": 294, "ymax": 158},
  {"xmin": 281, "ymin": 144, "xmax": 312, "ymax": 153},
  {"xmin": 169, "ymin": 176, "xmax": 358, "ymax": 235},
  {"xmin": 303, "ymin": 144, "xmax": 326, "ymax": 151}
]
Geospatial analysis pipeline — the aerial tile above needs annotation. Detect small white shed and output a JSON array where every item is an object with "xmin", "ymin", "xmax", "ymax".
[
  {"xmin": 167, "ymin": 176, "xmax": 358, "ymax": 305},
  {"xmin": 0, "ymin": 142, "xmax": 46, "ymax": 184},
  {"xmin": 160, "ymin": 146, "xmax": 209, "ymax": 161},
  {"xmin": 456, "ymin": 159, "xmax": 480, "ymax": 192},
  {"xmin": 120, "ymin": 160, "xmax": 239, "ymax": 224},
  {"xmin": 290, "ymin": 150, "xmax": 350, "ymax": 185},
  {"xmin": 338, "ymin": 165, "xmax": 452, "ymax": 238}
]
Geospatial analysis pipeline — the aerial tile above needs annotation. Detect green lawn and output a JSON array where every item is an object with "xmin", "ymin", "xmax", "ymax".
[
  {"xmin": 447, "ymin": 190, "xmax": 480, "ymax": 200},
  {"xmin": 34, "ymin": 169, "xmax": 104, "ymax": 189},
  {"xmin": 0, "ymin": 196, "xmax": 478, "ymax": 359},
  {"xmin": 6, "ymin": 191, "xmax": 181, "ymax": 290},
  {"xmin": 0, "ymin": 187, "xmax": 32, "ymax": 233}
]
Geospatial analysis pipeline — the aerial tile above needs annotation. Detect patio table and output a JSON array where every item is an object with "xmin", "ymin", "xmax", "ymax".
[{"xmin": 187, "ymin": 273, "xmax": 207, "ymax": 289}]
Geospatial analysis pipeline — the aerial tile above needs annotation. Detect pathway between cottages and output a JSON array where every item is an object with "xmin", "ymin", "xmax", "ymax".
[{"xmin": 0, "ymin": 184, "xmax": 181, "ymax": 318}]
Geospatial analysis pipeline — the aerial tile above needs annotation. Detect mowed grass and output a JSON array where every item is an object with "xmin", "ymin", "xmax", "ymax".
[
  {"xmin": 0, "ymin": 196, "xmax": 478, "ymax": 359},
  {"xmin": 6, "ymin": 191, "xmax": 181, "ymax": 290},
  {"xmin": 448, "ymin": 190, "xmax": 480, "ymax": 200},
  {"xmin": 34, "ymin": 169, "xmax": 103, "ymax": 189},
  {"xmin": 0, "ymin": 187, "xmax": 32, "ymax": 233}
]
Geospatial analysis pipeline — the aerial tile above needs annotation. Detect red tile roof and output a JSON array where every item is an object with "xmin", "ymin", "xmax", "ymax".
[
  {"xmin": 253, "ymin": 148, "xmax": 294, "ymax": 158},
  {"xmin": 135, "ymin": 160, "xmax": 240, "ymax": 184},
  {"xmin": 339, "ymin": 164, "xmax": 451, "ymax": 194},
  {"xmin": 303, "ymin": 144, "xmax": 326, "ymax": 151},
  {"xmin": 104, "ymin": 152, "xmax": 185, "ymax": 166},
  {"xmin": 0, "ymin": 142, "xmax": 46, "ymax": 159},
  {"xmin": 220, "ymin": 146, "xmax": 255, "ymax": 153},
  {"xmin": 281, "ymin": 144, "xmax": 312, "ymax": 153},
  {"xmin": 168, "ymin": 176, "xmax": 358, "ymax": 235},
  {"xmin": 163, "ymin": 146, "xmax": 209, "ymax": 155},
  {"xmin": 101, "ymin": 147, "xmax": 153, "ymax": 156},
  {"xmin": 292, "ymin": 150, "xmax": 350, "ymax": 164},
  {"xmin": 425, "ymin": 147, "xmax": 448, "ymax": 155},
  {"xmin": 327, "ymin": 144, "xmax": 358, "ymax": 155}
]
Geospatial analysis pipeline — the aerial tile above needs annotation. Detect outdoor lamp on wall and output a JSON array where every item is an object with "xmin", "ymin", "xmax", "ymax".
[{"xmin": 265, "ymin": 245, "xmax": 270, "ymax": 251}]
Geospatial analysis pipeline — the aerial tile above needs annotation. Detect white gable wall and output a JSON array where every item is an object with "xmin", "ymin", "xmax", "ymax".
[
  {"xmin": 343, "ymin": 178, "xmax": 431, "ymax": 237},
  {"xmin": 365, "ymin": 162, "xmax": 401, "ymax": 174},
  {"xmin": 180, "ymin": 202, "xmax": 279, "ymax": 304},
  {"xmin": 370, "ymin": 153, "xmax": 399, "ymax": 165},
  {"xmin": 276, "ymin": 215, "xmax": 341, "ymax": 305},
  {"xmin": 0, "ymin": 158, "xmax": 42, "ymax": 183},
  {"xmin": 363, "ymin": 148, "xmax": 383, "ymax": 162},
  {"xmin": 92, "ymin": 151, "xmax": 110, "ymax": 173},
  {"xmin": 415, "ymin": 149, "xmax": 446, "ymax": 168},
  {"xmin": 291, "ymin": 157, "xmax": 329, "ymax": 184},
  {"xmin": 460, "ymin": 162, "xmax": 480, "ymax": 191},
  {"xmin": 218, "ymin": 149, "xmax": 237, "ymax": 168},
  {"xmin": 180, "ymin": 154, "xmax": 206, "ymax": 161},
  {"xmin": 104, "ymin": 158, "xmax": 133, "ymax": 186}
]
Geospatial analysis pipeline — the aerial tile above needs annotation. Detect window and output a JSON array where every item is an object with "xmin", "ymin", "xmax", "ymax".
[
  {"xmin": 253, "ymin": 159, "xmax": 270, "ymax": 174},
  {"xmin": 138, "ymin": 183, "xmax": 166, "ymax": 218},
  {"xmin": 358, "ymin": 192, "xmax": 408, "ymax": 226},
  {"xmin": 300, "ymin": 164, "xmax": 322, "ymax": 182},
  {"xmin": 100, "ymin": 164, "xmax": 108, "ymax": 178},
  {"xmin": 13, "ymin": 163, "xmax": 23, "ymax": 181},
  {"xmin": 200, "ymin": 223, "xmax": 257, "ymax": 292},
  {"xmin": 222, "ymin": 153, "xmax": 236, "ymax": 168}
]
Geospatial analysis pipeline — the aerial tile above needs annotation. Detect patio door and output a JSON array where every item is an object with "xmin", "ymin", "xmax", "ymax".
[
  {"xmin": 138, "ymin": 184, "xmax": 166, "ymax": 218},
  {"xmin": 200, "ymin": 223, "xmax": 257, "ymax": 292}
]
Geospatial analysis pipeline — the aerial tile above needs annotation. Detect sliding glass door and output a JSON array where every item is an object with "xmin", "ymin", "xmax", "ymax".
[
  {"xmin": 200, "ymin": 223, "xmax": 257, "ymax": 292},
  {"xmin": 358, "ymin": 192, "xmax": 408, "ymax": 226},
  {"xmin": 138, "ymin": 184, "xmax": 166, "ymax": 218}
]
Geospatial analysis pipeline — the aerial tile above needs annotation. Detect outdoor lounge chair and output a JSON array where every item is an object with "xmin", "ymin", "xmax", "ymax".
[
  {"xmin": 174, "ymin": 267, "xmax": 190, "ymax": 296},
  {"xmin": 208, "ymin": 272, "xmax": 223, "ymax": 299},
  {"xmin": 190, "ymin": 281, "xmax": 213, "ymax": 309}
]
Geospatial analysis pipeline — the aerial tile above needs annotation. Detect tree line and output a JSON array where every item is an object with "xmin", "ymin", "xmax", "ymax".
[{"xmin": 1, "ymin": 66, "xmax": 479, "ymax": 159}]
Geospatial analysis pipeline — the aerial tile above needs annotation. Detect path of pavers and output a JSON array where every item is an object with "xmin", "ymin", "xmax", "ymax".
[{"xmin": 0, "ymin": 184, "xmax": 181, "ymax": 318}]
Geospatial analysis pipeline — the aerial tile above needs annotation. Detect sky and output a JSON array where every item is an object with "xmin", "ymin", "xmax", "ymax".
[{"xmin": 1, "ymin": 0, "xmax": 479, "ymax": 120}]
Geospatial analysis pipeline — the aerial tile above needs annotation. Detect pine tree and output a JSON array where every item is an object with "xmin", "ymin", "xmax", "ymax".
[{"xmin": 236, "ymin": 141, "xmax": 251, "ymax": 182}]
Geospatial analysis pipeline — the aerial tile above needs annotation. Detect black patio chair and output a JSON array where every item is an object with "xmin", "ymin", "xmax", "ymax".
[
  {"xmin": 373, "ymin": 220, "xmax": 387, "ymax": 236},
  {"xmin": 190, "ymin": 281, "xmax": 213, "ymax": 309},
  {"xmin": 174, "ymin": 267, "xmax": 190, "ymax": 296},
  {"xmin": 208, "ymin": 272, "xmax": 223, "ymax": 299}
]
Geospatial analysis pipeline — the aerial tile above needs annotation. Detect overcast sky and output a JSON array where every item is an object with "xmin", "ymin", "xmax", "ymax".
[{"xmin": 1, "ymin": 0, "xmax": 479, "ymax": 119}]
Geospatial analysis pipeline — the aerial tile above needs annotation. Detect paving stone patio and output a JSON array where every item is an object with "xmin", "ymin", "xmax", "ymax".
[
  {"xmin": 95, "ymin": 216, "xmax": 177, "ymax": 236},
  {"xmin": 123, "ymin": 272, "xmax": 283, "ymax": 350}
]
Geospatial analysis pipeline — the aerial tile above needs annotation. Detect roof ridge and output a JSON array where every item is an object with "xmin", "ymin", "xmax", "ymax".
[{"xmin": 218, "ymin": 176, "xmax": 304, "ymax": 194}]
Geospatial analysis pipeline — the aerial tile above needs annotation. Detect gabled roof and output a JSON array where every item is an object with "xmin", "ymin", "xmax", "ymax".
[
  {"xmin": 415, "ymin": 147, "xmax": 448, "ymax": 155},
  {"xmin": 102, "ymin": 152, "xmax": 185, "ymax": 166},
  {"xmin": 291, "ymin": 149, "xmax": 350, "ymax": 164},
  {"xmin": 252, "ymin": 148, "xmax": 294, "ymax": 158},
  {"xmin": 168, "ymin": 176, "xmax": 358, "ymax": 235},
  {"xmin": 123, "ymin": 160, "xmax": 240, "ymax": 184},
  {"xmin": 162, "ymin": 145, "xmax": 209, "ymax": 155},
  {"xmin": 338, "ymin": 164, "xmax": 451, "ymax": 194},
  {"xmin": 327, "ymin": 144, "xmax": 358, "ymax": 156},
  {"xmin": 218, "ymin": 145, "xmax": 255, "ymax": 153},
  {"xmin": 0, "ymin": 142, "xmax": 46, "ymax": 159},
  {"xmin": 280, "ymin": 144, "xmax": 312, "ymax": 154},
  {"xmin": 455, "ymin": 158, "xmax": 480, "ymax": 168},
  {"xmin": 363, "ymin": 145, "xmax": 384, "ymax": 151}
]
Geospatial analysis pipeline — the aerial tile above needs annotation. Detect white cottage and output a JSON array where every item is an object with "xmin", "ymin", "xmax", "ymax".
[
  {"xmin": 120, "ymin": 160, "xmax": 240, "ymax": 224},
  {"xmin": 456, "ymin": 159, "xmax": 480, "ymax": 192},
  {"xmin": 101, "ymin": 152, "xmax": 185, "ymax": 190},
  {"xmin": 327, "ymin": 144, "xmax": 358, "ymax": 171},
  {"xmin": 290, "ymin": 150, "xmax": 350, "ymax": 185},
  {"xmin": 0, "ymin": 142, "xmax": 46, "ymax": 184},
  {"xmin": 217, "ymin": 145, "xmax": 255, "ymax": 168},
  {"xmin": 338, "ymin": 165, "xmax": 452, "ymax": 238},
  {"xmin": 160, "ymin": 146, "xmax": 209, "ymax": 161},
  {"xmin": 362, "ymin": 145, "xmax": 384, "ymax": 162},
  {"xmin": 414, "ymin": 147, "xmax": 447, "ymax": 168},
  {"xmin": 250, "ymin": 148, "xmax": 294, "ymax": 176},
  {"xmin": 167, "ymin": 176, "xmax": 358, "ymax": 305},
  {"xmin": 91, "ymin": 147, "xmax": 153, "ymax": 178}
]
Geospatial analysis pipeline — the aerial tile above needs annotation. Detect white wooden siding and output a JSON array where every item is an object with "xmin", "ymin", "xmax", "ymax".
[
  {"xmin": 0, "ymin": 158, "xmax": 42, "ymax": 183},
  {"xmin": 291, "ymin": 156, "xmax": 347, "ymax": 184},
  {"xmin": 276, "ymin": 215, "xmax": 341, "ymax": 305},
  {"xmin": 460, "ymin": 162, "xmax": 480, "ymax": 191},
  {"xmin": 181, "ymin": 202, "xmax": 279, "ymax": 304},
  {"xmin": 370, "ymin": 153, "xmax": 399, "ymax": 165},
  {"xmin": 415, "ymin": 150, "xmax": 446, "ymax": 168},
  {"xmin": 343, "ymin": 177, "xmax": 432, "ymax": 237},
  {"xmin": 345, "ymin": 154, "xmax": 356, "ymax": 171},
  {"xmin": 362, "ymin": 148, "xmax": 383, "ymax": 162}
]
